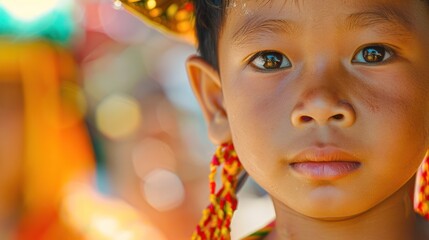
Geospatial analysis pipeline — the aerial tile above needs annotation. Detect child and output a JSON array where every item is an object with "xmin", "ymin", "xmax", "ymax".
[{"xmin": 118, "ymin": 0, "xmax": 429, "ymax": 239}]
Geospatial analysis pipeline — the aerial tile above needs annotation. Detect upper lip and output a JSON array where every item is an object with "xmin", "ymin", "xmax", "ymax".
[{"xmin": 289, "ymin": 146, "xmax": 359, "ymax": 163}]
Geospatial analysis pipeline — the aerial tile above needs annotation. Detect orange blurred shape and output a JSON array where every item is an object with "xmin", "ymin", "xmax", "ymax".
[{"xmin": 0, "ymin": 39, "xmax": 94, "ymax": 239}]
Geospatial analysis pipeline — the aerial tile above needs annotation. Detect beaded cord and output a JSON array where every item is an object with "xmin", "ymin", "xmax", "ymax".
[
  {"xmin": 415, "ymin": 155, "xmax": 429, "ymax": 219},
  {"xmin": 192, "ymin": 143, "xmax": 243, "ymax": 240}
]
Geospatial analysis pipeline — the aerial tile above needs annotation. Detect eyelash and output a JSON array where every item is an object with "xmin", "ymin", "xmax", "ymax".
[
  {"xmin": 351, "ymin": 44, "xmax": 395, "ymax": 64},
  {"xmin": 248, "ymin": 50, "xmax": 292, "ymax": 71},
  {"xmin": 247, "ymin": 44, "xmax": 395, "ymax": 72}
]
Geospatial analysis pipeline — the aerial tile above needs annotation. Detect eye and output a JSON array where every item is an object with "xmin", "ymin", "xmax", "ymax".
[
  {"xmin": 352, "ymin": 45, "xmax": 393, "ymax": 64},
  {"xmin": 249, "ymin": 51, "xmax": 292, "ymax": 71}
]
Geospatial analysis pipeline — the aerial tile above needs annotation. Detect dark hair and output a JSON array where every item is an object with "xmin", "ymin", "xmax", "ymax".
[{"xmin": 194, "ymin": 0, "xmax": 227, "ymax": 70}]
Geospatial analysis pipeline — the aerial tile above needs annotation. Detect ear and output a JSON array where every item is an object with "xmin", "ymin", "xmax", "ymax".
[{"xmin": 186, "ymin": 55, "xmax": 231, "ymax": 145}]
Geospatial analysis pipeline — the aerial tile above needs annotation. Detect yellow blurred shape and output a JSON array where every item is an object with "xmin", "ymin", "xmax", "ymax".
[
  {"xmin": 166, "ymin": 3, "xmax": 178, "ymax": 18},
  {"xmin": 146, "ymin": 0, "xmax": 156, "ymax": 10},
  {"xmin": 95, "ymin": 94, "xmax": 141, "ymax": 140}
]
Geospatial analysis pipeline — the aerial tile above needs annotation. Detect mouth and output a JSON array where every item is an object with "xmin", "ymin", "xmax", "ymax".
[{"xmin": 289, "ymin": 146, "xmax": 361, "ymax": 180}]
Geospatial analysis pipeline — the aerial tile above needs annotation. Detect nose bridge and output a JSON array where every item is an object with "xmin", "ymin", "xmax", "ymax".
[
  {"xmin": 301, "ymin": 86, "xmax": 339, "ymax": 107},
  {"xmin": 291, "ymin": 61, "xmax": 356, "ymax": 128},
  {"xmin": 299, "ymin": 57, "xmax": 343, "ymax": 105}
]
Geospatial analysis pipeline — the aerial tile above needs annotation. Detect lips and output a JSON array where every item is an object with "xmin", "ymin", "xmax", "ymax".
[{"xmin": 289, "ymin": 146, "xmax": 361, "ymax": 180}]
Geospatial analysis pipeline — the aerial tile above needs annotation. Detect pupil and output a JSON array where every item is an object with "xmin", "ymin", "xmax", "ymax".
[
  {"xmin": 363, "ymin": 46, "xmax": 385, "ymax": 63},
  {"xmin": 264, "ymin": 53, "xmax": 282, "ymax": 69}
]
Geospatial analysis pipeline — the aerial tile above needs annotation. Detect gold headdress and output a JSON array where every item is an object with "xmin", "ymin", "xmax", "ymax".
[{"xmin": 115, "ymin": 0, "xmax": 195, "ymax": 43}]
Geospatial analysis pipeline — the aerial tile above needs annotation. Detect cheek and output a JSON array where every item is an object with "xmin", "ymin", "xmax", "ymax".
[
  {"xmin": 352, "ymin": 61, "xmax": 429, "ymax": 141},
  {"xmin": 353, "ymin": 67, "xmax": 429, "ymax": 190},
  {"xmin": 223, "ymin": 75, "xmax": 295, "ymax": 180}
]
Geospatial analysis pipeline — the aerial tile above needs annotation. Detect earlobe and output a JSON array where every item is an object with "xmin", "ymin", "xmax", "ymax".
[{"xmin": 186, "ymin": 55, "xmax": 232, "ymax": 145}]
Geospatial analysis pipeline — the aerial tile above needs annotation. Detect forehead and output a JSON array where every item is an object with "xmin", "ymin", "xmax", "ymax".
[
  {"xmin": 221, "ymin": 0, "xmax": 427, "ymax": 42},
  {"xmin": 225, "ymin": 0, "xmax": 420, "ymax": 14}
]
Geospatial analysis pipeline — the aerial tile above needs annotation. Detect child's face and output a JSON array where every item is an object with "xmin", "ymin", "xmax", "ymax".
[{"xmin": 191, "ymin": 0, "xmax": 429, "ymax": 219}]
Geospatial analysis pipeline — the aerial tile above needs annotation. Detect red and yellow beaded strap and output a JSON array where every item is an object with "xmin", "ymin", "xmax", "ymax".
[
  {"xmin": 192, "ymin": 143, "xmax": 243, "ymax": 240},
  {"xmin": 115, "ymin": 0, "xmax": 195, "ymax": 43},
  {"xmin": 415, "ymin": 155, "xmax": 429, "ymax": 219}
]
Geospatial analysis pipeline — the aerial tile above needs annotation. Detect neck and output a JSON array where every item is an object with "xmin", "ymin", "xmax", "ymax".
[{"xmin": 268, "ymin": 180, "xmax": 424, "ymax": 240}]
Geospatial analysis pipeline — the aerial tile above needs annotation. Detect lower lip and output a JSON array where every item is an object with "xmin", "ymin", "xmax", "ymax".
[{"xmin": 290, "ymin": 161, "xmax": 361, "ymax": 180}]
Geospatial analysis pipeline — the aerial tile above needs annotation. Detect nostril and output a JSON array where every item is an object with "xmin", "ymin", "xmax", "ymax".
[
  {"xmin": 300, "ymin": 116, "xmax": 313, "ymax": 123},
  {"xmin": 331, "ymin": 114, "xmax": 344, "ymax": 120}
]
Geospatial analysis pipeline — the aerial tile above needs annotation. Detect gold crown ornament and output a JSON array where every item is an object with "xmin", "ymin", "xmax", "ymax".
[{"xmin": 114, "ymin": 0, "xmax": 195, "ymax": 43}]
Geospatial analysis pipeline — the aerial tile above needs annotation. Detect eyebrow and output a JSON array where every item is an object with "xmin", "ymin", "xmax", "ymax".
[
  {"xmin": 344, "ymin": 5, "xmax": 414, "ymax": 35},
  {"xmin": 230, "ymin": 4, "xmax": 415, "ymax": 47},
  {"xmin": 231, "ymin": 17, "xmax": 299, "ymax": 47}
]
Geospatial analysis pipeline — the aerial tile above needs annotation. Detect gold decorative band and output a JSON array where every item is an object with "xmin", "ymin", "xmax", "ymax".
[{"xmin": 116, "ymin": 0, "xmax": 195, "ymax": 43}]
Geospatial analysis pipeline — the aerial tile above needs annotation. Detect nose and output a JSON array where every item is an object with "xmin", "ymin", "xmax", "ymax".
[{"xmin": 291, "ymin": 90, "xmax": 355, "ymax": 128}]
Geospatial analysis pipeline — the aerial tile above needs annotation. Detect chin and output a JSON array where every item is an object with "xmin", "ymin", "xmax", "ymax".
[
  {"xmin": 301, "ymin": 206, "xmax": 364, "ymax": 220},
  {"xmin": 279, "ymin": 186, "xmax": 373, "ymax": 220}
]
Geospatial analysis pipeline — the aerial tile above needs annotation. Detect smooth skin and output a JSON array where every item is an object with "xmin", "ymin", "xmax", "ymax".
[{"xmin": 187, "ymin": 0, "xmax": 429, "ymax": 239}]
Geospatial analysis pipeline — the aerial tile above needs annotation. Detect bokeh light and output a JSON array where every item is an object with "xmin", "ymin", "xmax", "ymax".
[
  {"xmin": 132, "ymin": 138, "xmax": 177, "ymax": 178},
  {"xmin": 0, "ymin": 0, "xmax": 61, "ymax": 22},
  {"xmin": 95, "ymin": 94, "xmax": 142, "ymax": 140},
  {"xmin": 62, "ymin": 183, "xmax": 167, "ymax": 240},
  {"xmin": 98, "ymin": 1, "xmax": 151, "ymax": 44},
  {"xmin": 83, "ymin": 45, "xmax": 147, "ymax": 102},
  {"xmin": 0, "ymin": 0, "xmax": 75, "ymax": 43},
  {"xmin": 142, "ymin": 168, "xmax": 185, "ymax": 212},
  {"xmin": 155, "ymin": 44, "xmax": 198, "ymax": 112}
]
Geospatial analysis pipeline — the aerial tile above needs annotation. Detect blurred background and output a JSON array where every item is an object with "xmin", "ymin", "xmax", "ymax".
[{"xmin": 0, "ymin": 0, "xmax": 274, "ymax": 239}]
